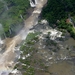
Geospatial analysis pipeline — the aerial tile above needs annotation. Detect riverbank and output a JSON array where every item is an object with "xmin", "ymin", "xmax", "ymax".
[{"xmin": 15, "ymin": 20, "xmax": 75, "ymax": 75}]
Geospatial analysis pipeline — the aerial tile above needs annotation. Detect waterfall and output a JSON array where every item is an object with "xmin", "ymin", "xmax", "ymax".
[
  {"xmin": 0, "ymin": 0, "xmax": 8, "ymax": 10},
  {"xmin": 35, "ymin": 0, "xmax": 38, "ymax": 4},
  {"xmin": 0, "ymin": 24, "xmax": 4, "ymax": 45},
  {"xmin": 5, "ymin": 4, "xmax": 8, "ymax": 10},
  {"xmin": 0, "ymin": 24, "xmax": 6, "ymax": 39},
  {"xmin": 29, "ymin": 0, "xmax": 38, "ymax": 7},
  {"xmin": 4, "ymin": 0, "xmax": 8, "ymax": 10},
  {"xmin": 29, "ymin": 0, "xmax": 36, "ymax": 7},
  {"xmin": 0, "ymin": 38, "xmax": 3, "ymax": 45},
  {"xmin": 0, "ymin": 0, "xmax": 48, "ymax": 75},
  {"xmin": 9, "ymin": 29, "xmax": 12, "ymax": 34},
  {"xmin": 20, "ymin": 14, "xmax": 23, "ymax": 20}
]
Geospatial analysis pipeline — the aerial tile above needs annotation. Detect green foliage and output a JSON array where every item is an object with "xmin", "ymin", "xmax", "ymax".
[
  {"xmin": 42, "ymin": 0, "xmax": 75, "ymax": 23},
  {"xmin": 0, "ymin": 0, "xmax": 30, "ymax": 37},
  {"xmin": 42, "ymin": 0, "xmax": 75, "ymax": 39},
  {"xmin": 0, "ymin": 2, "xmax": 4, "ymax": 14},
  {"xmin": 5, "ymin": 0, "xmax": 30, "ymax": 19},
  {"xmin": 25, "ymin": 32, "xmax": 40, "ymax": 42},
  {"xmin": 57, "ymin": 20, "xmax": 75, "ymax": 39},
  {"xmin": 23, "ymin": 67, "xmax": 35, "ymax": 75},
  {"xmin": 15, "ymin": 32, "xmax": 40, "ymax": 75}
]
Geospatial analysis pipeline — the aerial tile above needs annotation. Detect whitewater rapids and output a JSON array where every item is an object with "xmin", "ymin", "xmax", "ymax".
[{"xmin": 0, "ymin": 0, "xmax": 47, "ymax": 74}]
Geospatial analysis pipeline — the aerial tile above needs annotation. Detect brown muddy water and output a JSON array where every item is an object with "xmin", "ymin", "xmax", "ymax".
[
  {"xmin": 31, "ymin": 23, "xmax": 75, "ymax": 75},
  {"xmin": 34, "ymin": 38, "xmax": 75, "ymax": 75},
  {"xmin": 48, "ymin": 61, "xmax": 75, "ymax": 75}
]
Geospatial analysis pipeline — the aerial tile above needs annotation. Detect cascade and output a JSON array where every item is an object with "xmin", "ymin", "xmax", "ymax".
[
  {"xmin": 0, "ymin": 0, "xmax": 47, "ymax": 75},
  {"xmin": 0, "ymin": 0, "xmax": 8, "ymax": 10},
  {"xmin": 29, "ymin": 0, "xmax": 38, "ymax": 7},
  {"xmin": 29, "ymin": 0, "xmax": 36, "ymax": 7},
  {"xmin": 0, "ymin": 24, "xmax": 6, "ymax": 39},
  {"xmin": 0, "ymin": 24, "xmax": 4, "ymax": 47},
  {"xmin": 9, "ymin": 29, "xmax": 12, "ymax": 35},
  {"xmin": 35, "ymin": 0, "xmax": 38, "ymax": 4},
  {"xmin": 5, "ymin": 4, "xmax": 8, "ymax": 10},
  {"xmin": 20, "ymin": 14, "xmax": 23, "ymax": 20}
]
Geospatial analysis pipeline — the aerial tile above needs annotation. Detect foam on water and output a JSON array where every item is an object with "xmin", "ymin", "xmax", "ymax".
[{"xmin": 0, "ymin": 0, "xmax": 48, "ymax": 74}]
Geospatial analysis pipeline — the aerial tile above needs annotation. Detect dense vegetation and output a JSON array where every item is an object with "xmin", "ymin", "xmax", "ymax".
[
  {"xmin": 0, "ymin": 2, "xmax": 4, "ymax": 15},
  {"xmin": 42, "ymin": 0, "xmax": 75, "ymax": 39},
  {"xmin": 14, "ymin": 32, "xmax": 39, "ymax": 75},
  {"xmin": 0, "ymin": 0, "xmax": 30, "ymax": 37},
  {"xmin": 42, "ymin": 0, "xmax": 75, "ymax": 23},
  {"xmin": 57, "ymin": 20, "xmax": 75, "ymax": 38},
  {"xmin": 5, "ymin": 0, "xmax": 30, "ymax": 20}
]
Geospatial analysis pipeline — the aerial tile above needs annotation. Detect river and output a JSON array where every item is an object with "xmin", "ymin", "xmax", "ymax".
[{"xmin": 0, "ymin": 0, "xmax": 47, "ymax": 74}]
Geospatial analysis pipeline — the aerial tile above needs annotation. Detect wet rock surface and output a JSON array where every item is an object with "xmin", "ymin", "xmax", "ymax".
[{"xmin": 15, "ymin": 21, "xmax": 75, "ymax": 75}]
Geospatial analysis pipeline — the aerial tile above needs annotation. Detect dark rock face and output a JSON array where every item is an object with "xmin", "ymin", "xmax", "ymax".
[{"xmin": 32, "ymin": 0, "xmax": 35, "ymax": 4}]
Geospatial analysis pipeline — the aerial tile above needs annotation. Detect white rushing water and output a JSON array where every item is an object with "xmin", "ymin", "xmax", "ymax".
[
  {"xmin": 0, "ymin": 38, "xmax": 3, "ymax": 45},
  {"xmin": 29, "ymin": 0, "xmax": 38, "ymax": 7},
  {"xmin": 0, "ymin": 24, "xmax": 5, "ymax": 46},
  {"xmin": 29, "ymin": 0, "xmax": 36, "ymax": 7},
  {"xmin": 0, "ymin": 0, "xmax": 47, "ymax": 75}
]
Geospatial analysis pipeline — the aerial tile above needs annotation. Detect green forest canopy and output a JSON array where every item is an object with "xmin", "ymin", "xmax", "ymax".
[
  {"xmin": 42, "ymin": 0, "xmax": 75, "ymax": 39},
  {"xmin": 0, "ymin": 0, "xmax": 30, "ymax": 36},
  {"xmin": 42, "ymin": 0, "xmax": 75, "ymax": 23}
]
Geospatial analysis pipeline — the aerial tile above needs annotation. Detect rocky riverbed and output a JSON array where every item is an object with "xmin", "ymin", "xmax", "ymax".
[{"xmin": 14, "ymin": 20, "xmax": 75, "ymax": 75}]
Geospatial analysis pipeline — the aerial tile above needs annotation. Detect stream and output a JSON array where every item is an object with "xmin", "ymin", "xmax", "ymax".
[{"xmin": 0, "ymin": 0, "xmax": 47, "ymax": 74}]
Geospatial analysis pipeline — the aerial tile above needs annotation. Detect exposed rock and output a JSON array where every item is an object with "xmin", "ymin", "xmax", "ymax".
[
  {"xmin": 10, "ymin": 69, "xmax": 22, "ymax": 75},
  {"xmin": 40, "ymin": 19, "xmax": 48, "ymax": 24}
]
